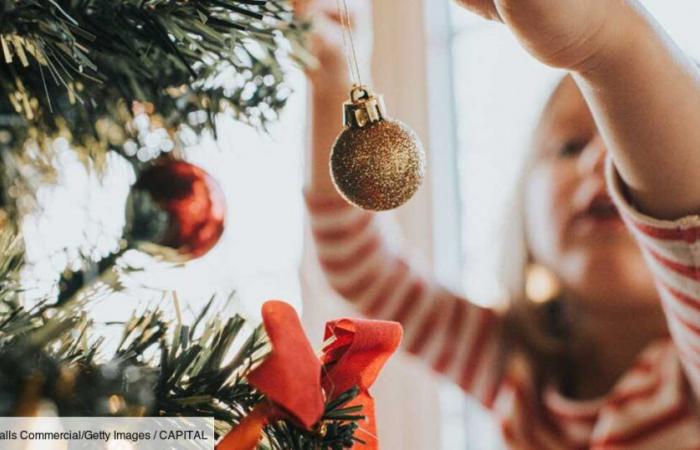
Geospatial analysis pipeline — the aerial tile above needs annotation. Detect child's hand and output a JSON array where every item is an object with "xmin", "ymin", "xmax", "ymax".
[
  {"xmin": 297, "ymin": 0, "xmax": 373, "ymax": 197},
  {"xmin": 296, "ymin": 0, "xmax": 373, "ymax": 93},
  {"xmin": 462, "ymin": 0, "xmax": 700, "ymax": 220},
  {"xmin": 456, "ymin": 0, "xmax": 622, "ymax": 71}
]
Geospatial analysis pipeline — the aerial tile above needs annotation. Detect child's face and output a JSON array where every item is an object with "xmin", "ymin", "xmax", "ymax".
[{"xmin": 524, "ymin": 77, "xmax": 657, "ymax": 309}]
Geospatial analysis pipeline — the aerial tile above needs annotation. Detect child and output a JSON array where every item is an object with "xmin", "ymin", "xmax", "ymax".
[{"xmin": 301, "ymin": 0, "xmax": 700, "ymax": 447}]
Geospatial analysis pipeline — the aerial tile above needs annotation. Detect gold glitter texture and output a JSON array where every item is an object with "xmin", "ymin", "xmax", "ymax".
[{"xmin": 331, "ymin": 118, "xmax": 426, "ymax": 211}]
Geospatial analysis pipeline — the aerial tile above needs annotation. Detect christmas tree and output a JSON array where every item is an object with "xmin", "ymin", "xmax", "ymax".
[{"xmin": 0, "ymin": 1, "xmax": 401, "ymax": 448}]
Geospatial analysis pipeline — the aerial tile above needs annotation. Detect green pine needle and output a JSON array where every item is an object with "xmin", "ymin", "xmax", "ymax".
[{"xmin": 0, "ymin": 0, "xmax": 308, "ymax": 163}]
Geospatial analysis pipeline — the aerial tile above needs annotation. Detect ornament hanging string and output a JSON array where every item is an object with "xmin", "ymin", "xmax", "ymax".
[
  {"xmin": 328, "ymin": 0, "xmax": 427, "ymax": 211},
  {"xmin": 335, "ymin": 0, "xmax": 363, "ymax": 86}
]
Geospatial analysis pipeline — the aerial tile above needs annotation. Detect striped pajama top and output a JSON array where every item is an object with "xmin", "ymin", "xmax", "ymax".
[{"xmin": 305, "ymin": 158, "xmax": 700, "ymax": 449}]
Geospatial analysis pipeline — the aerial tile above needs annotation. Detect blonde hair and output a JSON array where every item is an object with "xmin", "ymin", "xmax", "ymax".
[{"xmin": 498, "ymin": 76, "xmax": 574, "ymax": 378}]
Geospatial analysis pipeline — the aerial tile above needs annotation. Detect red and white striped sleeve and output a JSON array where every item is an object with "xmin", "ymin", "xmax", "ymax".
[
  {"xmin": 305, "ymin": 192, "xmax": 505, "ymax": 407},
  {"xmin": 607, "ymin": 158, "xmax": 700, "ymax": 399}
]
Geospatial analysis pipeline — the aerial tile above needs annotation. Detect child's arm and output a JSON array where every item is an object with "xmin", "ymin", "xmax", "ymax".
[
  {"xmin": 458, "ymin": 0, "xmax": 700, "ymax": 219},
  {"xmin": 460, "ymin": 0, "xmax": 700, "ymax": 397},
  {"xmin": 300, "ymin": 0, "xmax": 505, "ymax": 406},
  {"xmin": 305, "ymin": 195, "xmax": 503, "ymax": 406}
]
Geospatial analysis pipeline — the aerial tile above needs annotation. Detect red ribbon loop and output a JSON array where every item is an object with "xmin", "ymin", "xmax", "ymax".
[
  {"xmin": 217, "ymin": 301, "xmax": 402, "ymax": 450},
  {"xmin": 247, "ymin": 301, "xmax": 325, "ymax": 429},
  {"xmin": 322, "ymin": 318, "xmax": 403, "ymax": 449},
  {"xmin": 322, "ymin": 318, "xmax": 403, "ymax": 399}
]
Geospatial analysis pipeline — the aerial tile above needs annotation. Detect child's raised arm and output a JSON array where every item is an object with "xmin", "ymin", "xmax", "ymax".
[
  {"xmin": 457, "ymin": 0, "xmax": 700, "ymax": 219},
  {"xmin": 459, "ymin": 0, "xmax": 700, "ymax": 401},
  {"xmin": 299, "ymin": 0, "xmax": 507, "ymax": 407}
]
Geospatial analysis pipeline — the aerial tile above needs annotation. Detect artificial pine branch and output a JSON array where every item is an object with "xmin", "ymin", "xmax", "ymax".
[
  {"xmin": 0, "ymin": 0, "xmax": 307, "ymax": 162},
  {"xmin": 0, "ymin": 230, "xmax": 363, "ymax": 448},
  {"xmin": 263, "ymin": 387, "xmax": 364, "ymax": 450}
]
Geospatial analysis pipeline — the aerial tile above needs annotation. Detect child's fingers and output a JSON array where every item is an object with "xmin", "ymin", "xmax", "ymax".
[
  {"xmin": 292, "ymin": 0, "xmax": 310, "ymax": 15},
  {"xmin": 304, "ymin": 14, "xmax": 347, "ymax": 76},
  {"xmin": 455, "ymin": 0, "xmax": 615, "ymax": 70},
  {"xmin": 295, "ymin": 0, "xmax": 338, "ymax": 19},
  {"xmin": 455, "ymin": 0, "xmax": 502, "ymax": 21},
  {"xmin": 309, "ymin": 14, "xmax": 344, "ymax": 52},
  {"xmin": 317, "ymin": 8, "xmax": 343, "ymax": 25},
  {"xmin": 297, "ymin": 0, "xmax": 368, "ymax": 28}
]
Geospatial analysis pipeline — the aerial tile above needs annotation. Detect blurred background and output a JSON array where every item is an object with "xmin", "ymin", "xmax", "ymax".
[
  {"xmin": 21, "ymin": 0, "xmax": 700, "ymax": 449},
  {"xmin": 302, "ymin": 1, "xmax": 700, "ymax": 449}
]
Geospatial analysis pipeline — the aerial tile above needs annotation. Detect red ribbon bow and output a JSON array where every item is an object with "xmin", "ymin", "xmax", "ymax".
[{"xmin": 217, "ymin": 300, "xmax": 402, "ymax": 450}]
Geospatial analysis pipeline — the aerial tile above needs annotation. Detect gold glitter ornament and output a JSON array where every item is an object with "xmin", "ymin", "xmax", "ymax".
[{"xmin": 330, "ymin": 86, "xmax": 426, "ymax": 211}]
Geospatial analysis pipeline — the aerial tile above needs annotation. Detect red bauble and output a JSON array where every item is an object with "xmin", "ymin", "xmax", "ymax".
[{"xmin": 133, "ymin": 159, "xmax": 226, "ymax": 259}]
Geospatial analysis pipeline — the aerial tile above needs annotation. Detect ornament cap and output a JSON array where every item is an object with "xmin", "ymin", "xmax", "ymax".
[{"xmin": 343, "ymin": 85, "xmax": 386, "ymax": 128}]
